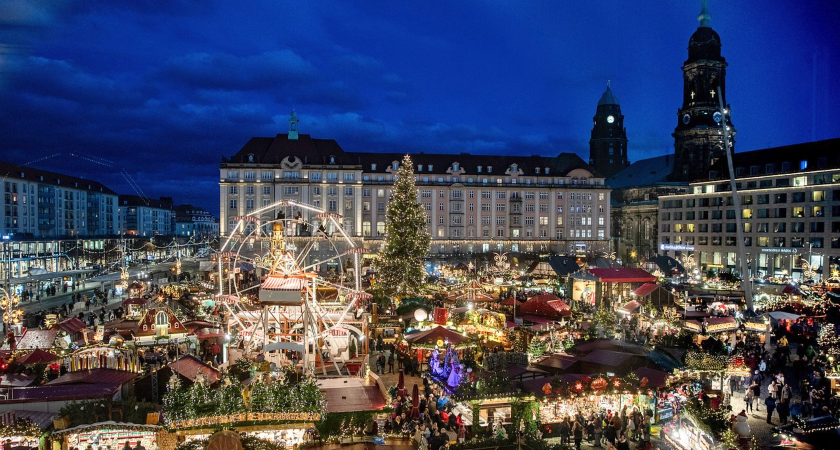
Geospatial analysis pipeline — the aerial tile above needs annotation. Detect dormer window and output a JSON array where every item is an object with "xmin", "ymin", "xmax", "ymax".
[
  {"xmin": 477, "ymin": 166, "xmax": 482, "ymax": 173},
  {"xmin": 371, "ymin": 163, "xmax": 377, "ymax": 171},
  {"xmin": 20, "ymin": 172, "xmax": 24, "ymax": 178},
  {"xmin": 392, "ymin": 162, "xmax": 398, "ymax": 170},
  {"xmin": 428, "ymin": 165, "xmax": 433, "ymax": 172},
  {"xmin": 330, "ymin": 156, "xmax": 336, "ymax": 164},
  {"xmin": 453, "ymin": 163, "xmax": 459, "ymax": 171},
  {"xmin": 417, "ymin": 164, "xmax": 422, "ymax": 172},
  {"xmin": 535, "ymin": 168, "xmax": 541, "ymax": 174},
  {"xmin": 487, "ymin": 166, "xmax": 492, "ymax": 173},
  {"xmin": 545, "ymin": 168, "xmax": 550, "ymax": 174},
  {"xmin": 248, "ymin": 153, "xmax": 254, "ymax": 162}
]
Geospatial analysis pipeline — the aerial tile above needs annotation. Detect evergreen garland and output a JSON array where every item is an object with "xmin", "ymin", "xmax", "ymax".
[
  {"xmin": 161, "ymin": 375, "xmax": 325, "ymax": 425},
  {"xmin": 376, "ymin": 155, "xmax": 431, "ymax": 300}
]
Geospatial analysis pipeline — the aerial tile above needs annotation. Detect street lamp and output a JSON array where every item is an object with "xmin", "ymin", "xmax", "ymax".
[{"xmin": 0, "ymin": 288, "xmax": 22, "ymax": 339}]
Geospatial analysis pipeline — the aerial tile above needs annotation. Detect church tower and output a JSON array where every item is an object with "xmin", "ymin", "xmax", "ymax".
[
  {"xmin": 671, "ymin": 0, "xmax": 735, "ymax": 181},
  {"xmin": 589, "ymin": 81, "xmax": 628, "ymax": 178}
]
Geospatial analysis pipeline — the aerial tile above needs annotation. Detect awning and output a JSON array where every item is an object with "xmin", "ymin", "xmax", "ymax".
[
  {"xmin": 619, "ymin": 300, "xmax": 642, "ymax": 314},
  {"xmin": 632, "ymin": 283, "xmax": 660, "ymax": 297},
  {"xmin": 262, "ymin": 276, "xmax": 307, "ymax": 291}
]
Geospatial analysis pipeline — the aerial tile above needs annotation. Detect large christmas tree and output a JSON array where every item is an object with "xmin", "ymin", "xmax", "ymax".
[{"xmin": 377, "ymin": 154, "xmax": 430, "ymax": 299}]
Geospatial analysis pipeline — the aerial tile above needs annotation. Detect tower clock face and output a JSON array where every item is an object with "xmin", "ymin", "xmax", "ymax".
[
  {"xmin": 713, "ymin": 112, "xmax": 722, "ymax": 123},
  {"xmin": 607, "ymin": 115, "xmax": 615, "ymax": 124},
  {"xmin": 682, "ymin": 113, "xmax": 691, "ymax": 125}
]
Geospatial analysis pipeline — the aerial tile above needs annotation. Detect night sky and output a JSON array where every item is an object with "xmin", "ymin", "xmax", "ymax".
[{"xmin": 1, "ymin": 1, "xmax": 838, "ymax": 213}]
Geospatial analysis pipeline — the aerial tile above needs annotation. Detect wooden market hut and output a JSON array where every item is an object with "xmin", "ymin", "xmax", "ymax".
[
  {"xmin": 587, "ymin": 268, "xmax": 657, "ymax": 303},
  {"xmin": 404, "ymin": 326, "xmax": 470, "ymax": 348}
]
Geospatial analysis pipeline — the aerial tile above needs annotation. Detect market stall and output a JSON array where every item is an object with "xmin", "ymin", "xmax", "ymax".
[{"xmin": 53, "ymin": 422, "xmax": 167, "ymax": 450}]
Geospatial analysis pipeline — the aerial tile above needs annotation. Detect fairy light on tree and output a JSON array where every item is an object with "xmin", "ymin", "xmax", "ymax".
[{"xmin": 377, "ymin": 155, "xmax": 431, "ymax": 300}]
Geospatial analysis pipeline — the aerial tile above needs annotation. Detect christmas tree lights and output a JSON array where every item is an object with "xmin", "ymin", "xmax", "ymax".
[{"xmin": 377, "ymin": 155, "xmax": 431, "ymax": 300}]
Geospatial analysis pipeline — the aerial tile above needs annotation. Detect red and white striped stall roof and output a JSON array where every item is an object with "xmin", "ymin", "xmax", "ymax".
[{"xmin": 262, "ymin": 276, "xmax": 307, "ymax": 291}]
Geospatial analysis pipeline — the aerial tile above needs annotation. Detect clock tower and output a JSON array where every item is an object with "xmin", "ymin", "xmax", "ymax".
[
  {"xmin": 671, "ymin": 0, "xmax": 735, "ymax": 181},
  {"xmin": 589, "ymin": 81, "xmax": 628, "ymax": 178}
]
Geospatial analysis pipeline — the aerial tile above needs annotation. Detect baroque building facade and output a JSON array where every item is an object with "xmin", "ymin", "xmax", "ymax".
[{"xmin": 219, "ymin": 117, "xmax": 611, "ymax": 259}]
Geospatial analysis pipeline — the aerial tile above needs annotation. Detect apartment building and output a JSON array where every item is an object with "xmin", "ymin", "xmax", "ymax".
[
  {"xmin": 175, "ymin": 204, "xmax": 219, "ymax": 238},
  {"xmin": 118, "ymin": 196, "xmax": 174, "ymax": 237},
  {"xmin": 219, "ymin": 120, "xmax": 611, "ymax": 257},
  {"xmin": 657, "ymin": 138, "xmax": 840, "ymax": 279},
  {"xmin": 0, "ymin": 161, "xmax": 119, "ymax": 238}
]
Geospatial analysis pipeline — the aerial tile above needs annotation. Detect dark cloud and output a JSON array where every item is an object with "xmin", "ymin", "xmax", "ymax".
[
  {"xmin": 0, "ymin": 0, "xmax": 837, "ymax": 215},
  {"xmin": 158, "ymin": 50, "xmax": 316, "ymax": 91}
]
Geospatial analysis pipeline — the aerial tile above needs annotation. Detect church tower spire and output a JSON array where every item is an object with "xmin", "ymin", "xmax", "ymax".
[
  {"xmin": 589, "ymin": 81, "xmax": 628, "ymax": 178},
  {"xmin": 670, "ymin": 0, "xmax": 735, "ymax": 181},
  {"xmin": 288, "ymin": 109, "xmax": 299, "ymax": 140}
]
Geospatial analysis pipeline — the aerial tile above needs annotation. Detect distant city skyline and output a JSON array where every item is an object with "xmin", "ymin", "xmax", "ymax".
[{"xmin": 0, "ymin": 1, "xmax": 837, "ymax": 213}]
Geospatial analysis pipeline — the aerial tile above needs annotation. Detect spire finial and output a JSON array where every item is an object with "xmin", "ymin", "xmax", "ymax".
[
  {"xmin": 698, "ymin": 0, "xmax": 711, "ymax": 28},
  {"xmin": 288, "ymin": 109, "xmax": 299, "ymax": 140},
  {"xmin": 607, "ymin": 80, "xmax": 611, "ymax": 89}
]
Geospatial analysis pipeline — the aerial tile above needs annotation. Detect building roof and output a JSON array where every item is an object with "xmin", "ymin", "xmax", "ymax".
[
  {"xmin": 0, "ymin": 161, "xmax": 116, "ymax": 195},
  {"xmin": 224, "ymin": 133, "xmax": 605, "ymax": 179},
  {"xmin": 46, "ymin": 369, "xmax": 137, "ymax": 386},
  {"xmin": 167, "ymin": 355, "xmax": 221, "ymax": 384},
  {"xmin": 606, "ymin": 155, "xmax": 674, "ymax": 189},
  {"xmin": 533, "ymin": 354, "xmax": 579, "ymax": 371},
  {"xmin": 707, "ymin": 137, "xmax": 840, "ymax": 181},
  {"xmin": 15, "ymin": 329, "xmax": 58, "ymax": 351},
  {"xmin": 588, "ymin": 268, "xmax": 657, "ymax": 283},
  {"xmin": 597, "ymin": 83, "xmax": 619, "ymax": 106},
  {"xmin": 118, "ymin": 195, "xmax": 173, "ymax": 209}
]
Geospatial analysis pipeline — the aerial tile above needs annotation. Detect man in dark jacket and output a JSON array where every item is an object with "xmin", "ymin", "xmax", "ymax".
[{"xmin": 765, "ymin": 396, "xmax": 776, "ymax": 424}]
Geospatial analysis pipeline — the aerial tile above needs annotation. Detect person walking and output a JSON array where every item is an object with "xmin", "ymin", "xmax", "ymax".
[
  {"xmin": 765, "ymin": 396, "xmax": 776, "ymax": 424},
  {"xmin": 387, "ymin": 352, "xmax": 394, "ymax": 374},
  {"xmin": 572, "ymin": 420, "xmax": 583, "ymax": 450},
  {"xmin": 745, "ymin": 386, "xmax": 755, "ymax": 413}
]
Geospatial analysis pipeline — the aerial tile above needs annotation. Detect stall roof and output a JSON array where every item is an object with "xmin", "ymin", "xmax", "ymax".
[
  {"xmin": 17, "ymin": 349, "xmax": 59, "ymax": 365},
  {"xmin": 318, "ymin": 378, "xmax": 386, "ymax": 413},
  {"xmin": 15, "ymin": 329, "xmax": 58, "ymax": 350},
  {"xmin": 619, "ymin": 300, "xmax": 642, "ymax": 313},
  {"xmin": 0, "ymin": 374, "xmax": 36, "ymax": 388},
  {"xmin": 55, "ymin": 317, "xmax": 87, "ymax": 334},
  {"xmin": 52, "ymin": 421, "xmax": 162, "ymax": 436},
  {"xmin": 652, "ymin": 255, "xmax": 686, "ymax": 275},
  {"xmin": 122, "ymin": 297, "xmax": 149, "ymax": 306},
  {"xmin": 404, "ymin": 326, "xmax": 469, "ymax": 346},
  {"xmin": 519, "ymin": 294, "xmax": 571, "ymax": 319},
  {"xmin": 547, "ymin": 256, "xmax": 580, "ymax": 277},
  {"xmin": 168, "ymin": 355, "xmax": 221, "ymax": 384},
  {"xmin": 5, "ymin": 410, "xmax": 57, "ymax": 430},
  {"xmin": 0, "ymin": 384, "xmax": 120, "ymax": 403},
  {"xmin": 578, "ymin": 350, "xmax": 634, "ymax": 367},
  {"xmin": 634, "ymin": 367, "xmax": 670, "ymax": 388},
  {"xmin": 632, "ymin": 283, "xmax": 660, "ymax": 297},
  {"xmin": 533, "ymin": 354, "xmax": 579, "ymax": 371},
  {"xmin": 569, "ymin": 269, "xmax": 599, "ymax": 281},
  {"xmin": 588, "ymin": 268, "xmax": 657, "ymax": 283},
  {"xmin": 46, "ymin": 369, "xmax": 137, "ymax": 386}
]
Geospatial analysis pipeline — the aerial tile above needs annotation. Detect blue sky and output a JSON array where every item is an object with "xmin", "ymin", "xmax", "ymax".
[{"xmin": 0, "ymin": 0, "xmax": 837, "ymax": 213}]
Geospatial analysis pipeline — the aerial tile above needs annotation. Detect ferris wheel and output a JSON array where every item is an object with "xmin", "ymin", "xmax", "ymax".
[{"xmin": 218, "ymin": 200, "xmax": 371, "ymax": 376}]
